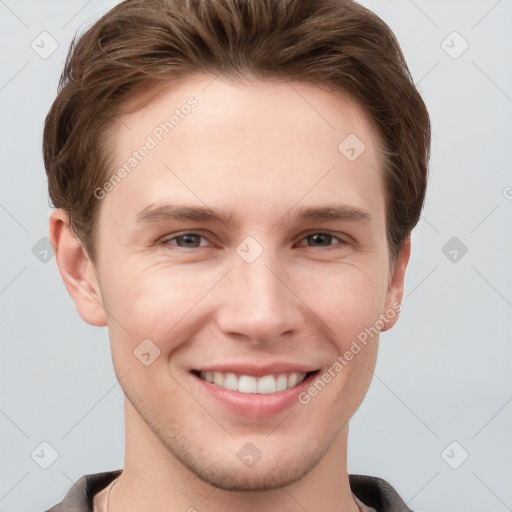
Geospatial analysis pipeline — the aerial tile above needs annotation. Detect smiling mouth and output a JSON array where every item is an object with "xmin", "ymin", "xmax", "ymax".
[{"xmin": 192, "ymin": 370, "xmax": 318, "ymax": 394}]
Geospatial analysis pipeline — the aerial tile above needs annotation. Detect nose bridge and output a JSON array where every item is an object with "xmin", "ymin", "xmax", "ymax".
[
  {"xmin": 216, "ymin": 245, "xmax": 301, "ymax": 342},
  {"xmin": 241, "ymin": 254, "xmax": 284, "ymax": 307}
]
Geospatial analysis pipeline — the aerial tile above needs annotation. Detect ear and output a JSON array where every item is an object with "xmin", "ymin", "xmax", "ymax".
[
  {"xmin": 381, "ymin": 237, "xmax": 411, "ymax": 332},
  {"xmin": 49, "ymin": 210, "xmax": 107, "ymax": 327}
]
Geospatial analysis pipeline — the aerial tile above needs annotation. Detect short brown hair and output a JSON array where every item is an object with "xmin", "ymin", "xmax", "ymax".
[{"xmin": 44, "ymin": 0, "xmax": 430, "ymax": 263}]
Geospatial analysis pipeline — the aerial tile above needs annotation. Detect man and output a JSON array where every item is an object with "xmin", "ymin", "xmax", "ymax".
[{"xmin": 44, "ymin": 0, "xmax": 430, "ymax": 510}]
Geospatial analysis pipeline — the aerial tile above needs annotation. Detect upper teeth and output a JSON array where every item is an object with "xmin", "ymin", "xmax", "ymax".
[{"xmin": 199, "ymin": 371, "xmax": 307, "ymax": 394}]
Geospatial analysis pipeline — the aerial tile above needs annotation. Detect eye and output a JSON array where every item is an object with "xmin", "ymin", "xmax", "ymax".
[
  {"xmin": 297, "ymin": 232, "xmax": 345, "ymax": 248},
  {"xmin": 160, "ymin": 231, "xmax": 348, "ymax": 251},
  {"xmin": 162, "ymin": 232, "xmax": 212, "ymax": 249}
]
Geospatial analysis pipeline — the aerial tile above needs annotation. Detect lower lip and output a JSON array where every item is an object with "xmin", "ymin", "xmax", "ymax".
[{"xmin": 191, "ymin": 372, "xmax": 318, "ymax": 418}]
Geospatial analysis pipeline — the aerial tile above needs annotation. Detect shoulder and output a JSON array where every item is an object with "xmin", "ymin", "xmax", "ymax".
[
  {"xmin": 45, "ymin": 470, "xmax": 122, "ymax": 512},
  {"xmin": 349, "ymin": 474, "xmax": 413, "ymax": 512}
]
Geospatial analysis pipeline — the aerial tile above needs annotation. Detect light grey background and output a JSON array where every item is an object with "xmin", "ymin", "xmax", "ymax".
[{"xmin": 1, "ymin": 1, "xmax": 511, "ymax": 511}]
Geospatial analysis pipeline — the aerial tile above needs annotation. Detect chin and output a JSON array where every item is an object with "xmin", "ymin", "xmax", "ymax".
[
  {"xmin": 177, "ymin": 449, "xmax": 318, "ymax": 492},
  {"xmin": 160, "ymin": 429, "xmax": 328, "ymax": 492}
]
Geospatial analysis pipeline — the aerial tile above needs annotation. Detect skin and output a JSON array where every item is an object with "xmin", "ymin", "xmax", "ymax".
[{"xmin": 50, "ymin": 75, "xmax": 410, "ymax": 512}]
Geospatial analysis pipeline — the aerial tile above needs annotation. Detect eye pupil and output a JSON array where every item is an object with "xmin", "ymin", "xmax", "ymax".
[
  {"xmin": 178, "ymin": 234, "xmax": 200, "ymax": 247},
  {"xmin": 308, "ymin": 233, "xmax": 332, "ymax": 246}
]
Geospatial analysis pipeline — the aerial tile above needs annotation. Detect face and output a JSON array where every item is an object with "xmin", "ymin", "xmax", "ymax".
[{"xmin": 81, "ymin": 76, "xmax": 406, "ymax": 490}]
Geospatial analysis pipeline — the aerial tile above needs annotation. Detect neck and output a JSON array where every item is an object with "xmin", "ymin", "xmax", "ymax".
[{"xmin": 109, "ymin": 398, "xmax": 360, "ymax": 512}]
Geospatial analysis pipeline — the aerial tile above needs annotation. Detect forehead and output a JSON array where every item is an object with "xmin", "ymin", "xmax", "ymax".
[{"xmin": 100, "ymin": 75, "xmax": 386, "ymax": 227}]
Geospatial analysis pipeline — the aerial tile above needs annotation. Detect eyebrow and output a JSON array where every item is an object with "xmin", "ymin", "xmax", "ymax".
[
  {"xmin": 295, "ymin": 205, "xmax": 371, "ymax": 223},
  {"xmin": 136, "ymin": 204, "xmax": 232, "ymax": 225},
  {"xmin": 136, "ymin": 203, "xmax": 371, "ymax": 226}
]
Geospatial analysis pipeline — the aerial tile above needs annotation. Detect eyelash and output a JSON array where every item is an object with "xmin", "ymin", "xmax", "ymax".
[{"xmin": 160, "ymin": 231, "xmax": 349, "ymax": 250}]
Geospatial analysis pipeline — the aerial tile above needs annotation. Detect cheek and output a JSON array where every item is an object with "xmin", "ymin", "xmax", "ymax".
[
  {"xmin": 102, "ymin": 264, "xmax": 220, "ymax": 355},
  {"xmin": 304, "ymin": 262, "xmax": 388, "ymax": 347},
  {"xmin": 101, "ymin": 250, "xmax": 390, "ymax": 363},
  {"xmin": 298, "ymin": 268, "xmax": 383, "ymax": 418}
]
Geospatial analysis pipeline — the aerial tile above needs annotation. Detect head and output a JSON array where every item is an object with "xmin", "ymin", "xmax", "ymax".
[{"xmin": 45, "ymin": 0, "xmax": 429, "ymax": 492}]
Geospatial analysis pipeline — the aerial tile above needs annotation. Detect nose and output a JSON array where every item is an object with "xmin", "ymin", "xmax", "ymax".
[{"xmin": 215, "ymin": 250, "xmax": 304, "ymax": 344}]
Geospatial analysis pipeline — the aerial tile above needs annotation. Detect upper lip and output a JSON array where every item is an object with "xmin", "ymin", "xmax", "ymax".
[{"xmin": 192, "ymin": 362, "xmax": 319, "ymax": 377}]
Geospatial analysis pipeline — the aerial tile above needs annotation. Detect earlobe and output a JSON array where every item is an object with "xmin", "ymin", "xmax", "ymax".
[
  {"xmin": 381, "ymin": 238, "xmax": 411, "ymax": 332},
  {"xmin": 49, "ymin": 210, "xmax": 107, "ymax": 327}
]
